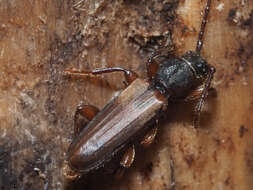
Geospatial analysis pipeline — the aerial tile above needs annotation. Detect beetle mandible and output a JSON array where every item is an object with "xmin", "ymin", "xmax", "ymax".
[{"xmin": 64, "ymin": 0, "xmax": 215, "ymax": 177}]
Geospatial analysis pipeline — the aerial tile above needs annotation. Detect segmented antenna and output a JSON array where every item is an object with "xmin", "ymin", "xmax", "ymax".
[{"xmin": 196, "ymin": 0, "xmax": 212, "ymax": 54}]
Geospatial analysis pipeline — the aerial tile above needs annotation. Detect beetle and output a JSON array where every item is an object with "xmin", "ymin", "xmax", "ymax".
[{"xmin": 64, "ymin": 0, "xmax": 215, "ymax": 178}]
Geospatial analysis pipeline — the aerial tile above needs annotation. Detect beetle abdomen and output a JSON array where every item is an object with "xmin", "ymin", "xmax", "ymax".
[{"xmin": 68, "ymin": 79, "xmax": 165, "ymax": 173}]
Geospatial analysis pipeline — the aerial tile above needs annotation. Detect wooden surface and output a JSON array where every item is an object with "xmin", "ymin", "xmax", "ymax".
[{"xmin": 0, "ymin": 0, "xmax": 253, "ymax": 190}]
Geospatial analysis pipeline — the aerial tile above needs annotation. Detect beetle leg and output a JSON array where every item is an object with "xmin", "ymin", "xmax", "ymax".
[
  {"xmin": 63, "ymin": 67, "xmax": 138, "ymax": 86},
  {"xmin": 193, "ymin": 66, "xmax": 216, "ymax": 127},
  {"xmin": 115, "ymin": 167, "xmax": 125, "ymax": 179},
  {"xmin": 74, "ymin": 102, "xmax": 100, "ymax": 137},
  {"xmin": 140, "ymin": 127, "xmax": 158, "ymax": 147},
  {"xmin": 146, "ymin": 52, "xmax": 160, "ymax": 80},
  {"xmin": 185, "ymin": 86, "xmax": 216, "ymax": 102},
  {"xmin": 120, "ymin": 144, "xmax": 135, "ymax": 168},
  {"xmin": 184, "ymin": 85, "xmax": 205, "ymax": 102},
  {"xmin": 115, "ymin": 145, "xmax": 136, "ymax": 179}
]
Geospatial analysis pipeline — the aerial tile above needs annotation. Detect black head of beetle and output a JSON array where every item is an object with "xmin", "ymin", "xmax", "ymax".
[
  {"xmin": 181, "ymin": 51, "xmax": 209, "ymax": 79},
  {"xmin": 152, "ymin": 51, "xmax": 210, "ymax": 98}
]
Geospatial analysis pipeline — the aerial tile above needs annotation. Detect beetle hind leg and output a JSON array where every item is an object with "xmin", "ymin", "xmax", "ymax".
[
  {"xmin": 74, "ymin": 102, "xmax": 100, "ymax": 137},
  {"xmin": 115, "ymin": 126, "xmax": 158, "ymax": 179},
  {"xmin": 115, "ymin": 145, "xmax": 136, "ymax": 178}
]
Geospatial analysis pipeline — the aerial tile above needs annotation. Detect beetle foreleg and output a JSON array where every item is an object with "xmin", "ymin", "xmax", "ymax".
[
  {"xmin": 184, "ymin": 86, "xmax": 205, "ymax": 102},
  {"xmin": 74, "ymin": 102, "xmax": 100, "ymax": 137},
  {"xmin": 140, "ymin": 126, "xmax": 158, "ymax": 147},
  {"xmin": 193, "ymin": 66, "xmax": 216, "ymax": 127},
  {"xmin": 63, "ymin": 67, "xmax": 138, "ymax": 86}
]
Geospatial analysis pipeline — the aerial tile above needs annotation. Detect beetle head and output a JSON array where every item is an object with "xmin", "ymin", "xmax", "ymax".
[{"xmin": 181, "ymin": 51, "xmax": 209, "ymax": 80}]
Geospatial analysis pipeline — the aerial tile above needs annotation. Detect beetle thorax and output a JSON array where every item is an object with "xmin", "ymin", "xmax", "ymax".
[{"xmin": 152, "ymin": 51, "xmax": 209, "ymax": 98}]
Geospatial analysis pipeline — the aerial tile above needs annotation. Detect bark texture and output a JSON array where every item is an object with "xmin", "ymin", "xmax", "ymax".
[{"xmin": 0, "ymin": 0, "xmax": 252, "ymax": 189}]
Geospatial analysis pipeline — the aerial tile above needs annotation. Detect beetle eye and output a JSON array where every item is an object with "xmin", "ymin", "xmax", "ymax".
[
  {"xmin": 182, "ymin": 51, "xmax": 209, "ymax": 79},
  {"xmin": 197, "ymin": 63, "xmax": 202, "ymax": 68},
  {"xmin": 194, "ymin": 60, "xmax": 209, "ymax": 78}
]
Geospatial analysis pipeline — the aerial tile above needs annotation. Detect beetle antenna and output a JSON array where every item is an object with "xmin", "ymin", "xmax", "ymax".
[{"xmin": 196, "ymin": 0, "xmax": 211, "ymax": 54}]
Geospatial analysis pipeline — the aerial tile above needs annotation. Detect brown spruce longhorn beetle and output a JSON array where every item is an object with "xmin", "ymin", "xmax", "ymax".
[{"xmin": 64, "ymin": 0, "xmax": 215, "ymax": 178}]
